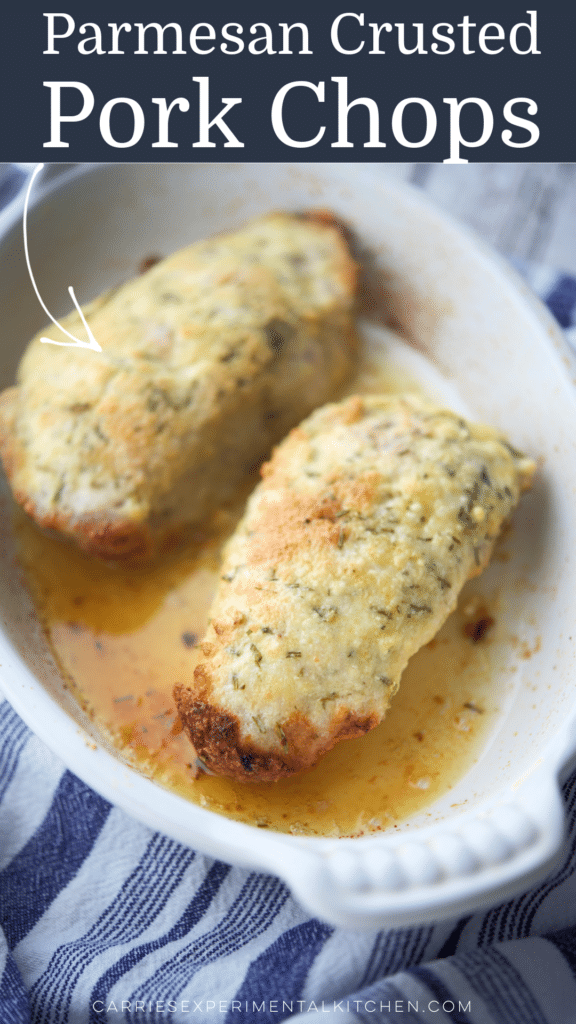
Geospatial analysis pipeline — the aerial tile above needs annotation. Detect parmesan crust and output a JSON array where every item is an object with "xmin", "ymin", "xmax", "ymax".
[
  {"xmin": 0, "ymin": 212, "xmax": 358, "ymax": 558},
  {"xmin": 174, "ymin": 394, "xmax": 535, "ymax": 782}
]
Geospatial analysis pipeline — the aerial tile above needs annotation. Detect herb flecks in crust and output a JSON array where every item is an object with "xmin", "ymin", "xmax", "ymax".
[
  {"xmin": 174, "ymin": 394, "xmax": 535, "ymax": 782},
  {"xmin": 0, "ymin": 212, "xmax": 358, "ymax": 559}
]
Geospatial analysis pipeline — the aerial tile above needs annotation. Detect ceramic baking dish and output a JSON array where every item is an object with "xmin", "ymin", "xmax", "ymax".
[{"xmin": 0, "ymin": 163, "xmax": 575, "ymax": 929}]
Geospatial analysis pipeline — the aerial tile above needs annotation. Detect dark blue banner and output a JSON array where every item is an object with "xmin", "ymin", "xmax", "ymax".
[{"xmin": 1, "ymin": 2, "xmax": 574, "ymax": 161}]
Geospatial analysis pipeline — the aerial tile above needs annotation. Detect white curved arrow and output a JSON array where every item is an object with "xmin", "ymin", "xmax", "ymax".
[{"xmin": 23, "ymin": 164, "xmax": 102, "ymax": 352}]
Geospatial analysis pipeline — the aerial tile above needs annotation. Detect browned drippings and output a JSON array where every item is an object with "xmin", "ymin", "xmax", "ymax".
[
  {"xmin": 15, "ymin": 504, "xmax": 504, "ymax": 836},
  {"xmin": 13, "ymin": 350, "xmax": 511, "ymax": 837}
]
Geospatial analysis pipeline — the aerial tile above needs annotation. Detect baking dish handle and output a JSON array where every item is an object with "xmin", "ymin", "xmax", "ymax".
[{"xmin": 273, "ymin": 775, "xmax": 566, "ymax": 929}]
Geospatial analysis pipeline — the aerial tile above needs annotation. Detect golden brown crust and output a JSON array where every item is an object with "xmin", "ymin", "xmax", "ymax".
[
  {"xmin": 173, "ymin": 394, "xmax": 535, "ymax": 783},
  {"xmin": 15, "ymin": 498, "xmax": 153, "ymax": 560},
  {"xmin": 0, "ymin": 388, "xmax": 18, "ymax": 481},
  {"xmin": 174, "ymin": 683, "xmax": 377, "ymax": 782},
  {"xmin": 0, "ymin": 212, "xmax": 358, "ymax": 560},
  {"xmin": 0, "ymin": 391, "xmax": 154, "ymax": 556}
]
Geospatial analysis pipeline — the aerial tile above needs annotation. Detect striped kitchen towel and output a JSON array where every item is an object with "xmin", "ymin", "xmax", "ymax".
[
  {"xmin": 1, "ymin": 170, "xmax": 576, "ymax": 1022},
  {"xmin": 3, "ymin": 679, "xmax": 576, "ymax": 1023}
]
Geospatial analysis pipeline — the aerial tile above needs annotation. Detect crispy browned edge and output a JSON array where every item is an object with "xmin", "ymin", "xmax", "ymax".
[
  {"xmin": 0, "ymin": 211, "xmax": 357, "ymax": 562},
  {"xmin": 20, "ymin": 499, "xmax": 152, "ymax": 560},
  {"xmin": 172, "ymin": 424, "xmax": 537, "ymax": 784},
  {"xmin": 173, "ymin": 681, "xmax": 378, "ymax": 783},
  {"xmin": 0, "ymin": 386, "xmax": 152, "ymax": 559}
]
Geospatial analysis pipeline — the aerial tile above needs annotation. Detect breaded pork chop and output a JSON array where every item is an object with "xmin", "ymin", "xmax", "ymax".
[
  {"xmin": 174, "ymin": 394, "xmax": 535, "ymax": 783},
  {"xmin": 0, "ymin": 212, "xmax": 357, "ymax": 559}
]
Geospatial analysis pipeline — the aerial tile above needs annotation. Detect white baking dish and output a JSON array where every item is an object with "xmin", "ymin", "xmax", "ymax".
[{"xmin": 0, "ymin": 163, "xmax": 575, "ymax": 929}]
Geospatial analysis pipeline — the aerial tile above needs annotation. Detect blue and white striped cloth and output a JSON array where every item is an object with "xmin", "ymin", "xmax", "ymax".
[{"xmin": 2, "ymin": 165, "xmax": 576, "ymax": 1023}]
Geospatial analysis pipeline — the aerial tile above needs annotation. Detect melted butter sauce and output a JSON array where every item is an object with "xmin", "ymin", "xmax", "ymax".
[{"xmin": 15, "ymin": 327, "xmax": 510, "ymax": 837}]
